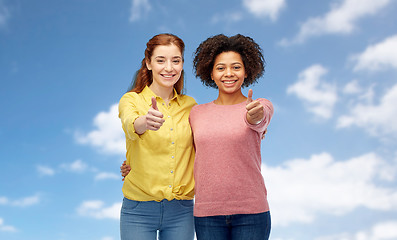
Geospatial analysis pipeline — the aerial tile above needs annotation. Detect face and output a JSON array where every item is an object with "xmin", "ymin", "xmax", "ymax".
[
  {"xmin": 146, "ymin": 44, "xmax": 183, "ymax": 90},
  {"xmin": 211, "ymin": 51, "xmax": 247, "ymax": 95}
]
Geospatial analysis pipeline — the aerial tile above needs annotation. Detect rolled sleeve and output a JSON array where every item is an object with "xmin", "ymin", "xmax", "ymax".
[{"xmin": 119, "ymin": 93, "xmax": 143, "ymax": 141}]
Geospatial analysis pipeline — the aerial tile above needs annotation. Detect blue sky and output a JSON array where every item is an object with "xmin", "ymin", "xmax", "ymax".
[{"xmin": 1, "ymin": 0, "xmax": 397, "ymax": 239}]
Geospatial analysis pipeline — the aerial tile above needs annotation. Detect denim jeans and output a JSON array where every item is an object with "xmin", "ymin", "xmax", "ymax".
[
  {"xmin": 120, "ymin": 197, "xmax": 194, "ymax": 240},
  {"xmin": 194, "ymin": 211, "xmax": 271, "ymax": 240}
]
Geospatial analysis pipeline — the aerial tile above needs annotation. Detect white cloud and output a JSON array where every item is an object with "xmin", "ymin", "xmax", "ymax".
[
  {"xmin": 279, "ymin": 0, "xmax": 391, "ymax": 46},
  {"xmin": 287, "ymin": 64, "xmax": 337, "ymax": 119},
  {"xmin": 60, "ymin": 159, "xmax": 88, "ymax": 173},
  {"xmin": 0, "ymin": 0, "xmax": 10, "ymax": 29},
  {"xmin": 315, "ymin": 221, "xmax": 397, "ymax": 240},
  {"xmin": 264, "ymin": 152, "xmax": 397, "ymax": 226},
  {"xmin": 0, "ymin": 194, "xmax": 40, "ymax": 207},
  {"xmin": 337, "ymin": 83, "xmax": 397, "ymax": 139},
  {"xmin": 0, "ymin": 197, "xmax": 7, "ymax": 205},
  {"xmin": 95, "ymin": 172, "xmax": 120, "ymax": 181},
  {"xmin": 129, "ymin": 0, "xmax": 151, "ymax": 22},
  {"xmin": 75, "ymin": 104, "xmax": 125, "ymax": 155},
  {"xmin": 37, "ymin": 165, "xmax": 55, "ymax": 176},
  {"xmin": 101, "ymin": 237, "xmax": 115, "ymax": 240},
  {"xmin": 211, "ymin": 11, "xmax": 243, "ymax": 24},
  {"xmin": 343, "ymin": 79, "xmax": 362, "ymax": 95},
  {"xmin": 242, "ymin": 0, "xmax": 286, "ymax": 21},
  {"xmin": 352, "ymin": 35, "xmax": 397, "ymax": 72},
  {"xmin": 77, "ymin": 200, "xmax": 121, "ymax": 220},
  {"xmin": 0, "ymin": 218, "xmax": 17, "ymax": 232}
]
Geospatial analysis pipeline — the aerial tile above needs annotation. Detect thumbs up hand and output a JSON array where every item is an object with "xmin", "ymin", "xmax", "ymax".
[
  {"xmin": 246, "ymin": 89, "xmax": 264, "ymax": 125},
  {"xmin": 145, "ymin": 97, "xmax": 165, "ymax": 131}
]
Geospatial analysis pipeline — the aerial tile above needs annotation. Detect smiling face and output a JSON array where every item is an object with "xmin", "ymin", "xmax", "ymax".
[
  {"xmin": 211, "ymin": 51, "xmax": 247, "ymax": 96},
  {"xmin": 146, "ymin": 44, "xmax": 183, "ymax": 91}
]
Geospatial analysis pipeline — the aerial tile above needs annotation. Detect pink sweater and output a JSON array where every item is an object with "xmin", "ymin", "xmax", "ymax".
[{"xmin": 189, "ymin": 99, "xmax": 274, "ymax": 217}]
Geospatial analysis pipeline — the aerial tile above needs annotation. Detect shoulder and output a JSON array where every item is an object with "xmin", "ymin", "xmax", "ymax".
[
  {"xmin": 119, "ymin": 91, "xmax": 142, "ymax": 108},
  {"xmin": 179, "ymin": 94, "xmax": 197, "ymax": 106}
]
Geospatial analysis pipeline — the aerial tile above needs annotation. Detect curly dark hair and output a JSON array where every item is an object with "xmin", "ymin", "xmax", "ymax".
[{"xmin": 193, "ymin": 34, "xmax": 265, "ymax": 88}]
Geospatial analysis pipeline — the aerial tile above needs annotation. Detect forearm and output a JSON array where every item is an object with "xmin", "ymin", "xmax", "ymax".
[{"xmin": 133, "ymin": 115, "xmax": 148, "ymax": 135}]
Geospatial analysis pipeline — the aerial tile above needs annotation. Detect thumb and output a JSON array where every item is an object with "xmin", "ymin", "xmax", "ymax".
[
  {"xmin": 151, "ymin": 97, "xmax": 158, "ymax": 110},
  {"xmin": 246, "ymin": 89, "xmax": 253, "ymax": 104}
]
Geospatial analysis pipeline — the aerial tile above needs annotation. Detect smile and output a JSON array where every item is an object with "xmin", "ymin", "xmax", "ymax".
[
  {"xmin": 161, "ymin": 74, "xmax": 176, "ymax": 79},
  {"xmin": 221, "ymin": 80, "xmax": 238, "ymax": 84}
]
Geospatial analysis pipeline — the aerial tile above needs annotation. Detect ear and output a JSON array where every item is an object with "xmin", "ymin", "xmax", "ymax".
[
  {"xmin": 211, "ymin": 72, "xmax": 214, "ymax": 81},
  {"xmin": 146, "ymin": 59, "xmax": 152, "ymax": 71}
]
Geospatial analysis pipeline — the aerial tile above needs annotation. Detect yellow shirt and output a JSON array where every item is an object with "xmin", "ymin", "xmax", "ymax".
[{"xmin": 119, "ymin": 86, "xmax": 196, "ymax": 201}]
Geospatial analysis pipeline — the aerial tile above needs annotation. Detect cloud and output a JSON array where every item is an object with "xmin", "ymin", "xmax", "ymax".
[
  {"xmin": 0, "ymin": 218, "xmax": 17, "ymax": 232},
  {"xmin": 129, "ymin": 0, "xmax": 151, "ymax": 22},
  {"xmin": 352, "ymin": 34, "xmax": 397, "ymax": 72},
  {"xmin": 211, "ymin": 11, "xmax": 243, "ymax": 24},
  {"xmin": 60, "ymin": 159, "xmax": 88, "ymax": 173},
  {"xmin": 315, "ymin": 221, "xmax": 397, "ymax": 240},
  {"xmin": 94, "ymin": 172, "xmax": 120, "ymax": 181},
  {"xmin": 0, "ymin": 0, "xmax": 10, "ymax": 29},
  {"xmin": 37, "ymin": 165, "xmax": 55, "ymax": 176},
  {"xmin": 242, "ymin": 0, "xmax": 286, "ymax": 21},
  {"xmin": 343, "ymin": 79, "xmax": 362, "ymax": 95},
  {"xmin": 287, "ymin": 64, "xmax": 337, "ymax": 119},
  {"xmin": 337, "ymin": 83, "xmax": 397, "ymax": 139},
  {"xmin": 264, "ymin": 152, "xmax": 397, "ymax": 226},
  {"xmin": 0, "ymin": 194, "xmax": 40, "ymax": 207},
  {"xmin": 279, "ymin": 0, "xmax": 391, "ymax": 46},
  {"xmin": 77, "ymin": 200, "xmax": 121, "ymax": 220},
  {"xmin": 75, "ymin": 104, "xmax": 125, "ymax": 155}
]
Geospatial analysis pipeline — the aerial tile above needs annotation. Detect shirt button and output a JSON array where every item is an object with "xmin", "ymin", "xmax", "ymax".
[
  {"xmin": 170, "ymin": 128, "xmax": 173, "ymax": 131},
  {"xmin": 171, "ymin": 156, "xmax": 174, "ymax": 159},
  {"xmin": 172, "ymin": 142, "xmax": 174, "ymax": 144},
  {"xmin": 162, "ymin": 103, "xmax": 165, "ymax": 106},
  {"xmin": 168, "ymin": 115, "xmax": 171, "ymax": 118},
  {"xmin": 169, "ymin": 185, "xmax": 172, "ymax": 188},
  {"xmin": 171, "ymin": 171, "xmax": 174, "ymax": 173}
]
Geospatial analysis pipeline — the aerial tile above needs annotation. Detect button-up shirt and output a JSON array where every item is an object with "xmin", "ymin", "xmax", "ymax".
[{"xmin": 119, "ymin": 86, "xmax": 196, "ymax": 201}]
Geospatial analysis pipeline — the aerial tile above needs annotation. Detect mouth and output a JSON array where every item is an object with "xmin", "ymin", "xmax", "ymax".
[
  {"xmin": 221, "ymin": 80, "xmax": 238, "ymax": 84},
  {"xmin": 161, "ymin": 74, "xmax": 176, "ymax": 79}
]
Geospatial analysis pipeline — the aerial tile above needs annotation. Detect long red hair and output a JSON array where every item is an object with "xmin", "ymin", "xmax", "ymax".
[{"xmin": 129, "ymin": 33, "xmax": 185, "ymax": 94}]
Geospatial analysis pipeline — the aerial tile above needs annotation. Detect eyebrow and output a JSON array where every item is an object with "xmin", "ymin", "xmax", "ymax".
[{"xmin": 154, "ymin": 56, "xmax": 182, "ymax": 59}]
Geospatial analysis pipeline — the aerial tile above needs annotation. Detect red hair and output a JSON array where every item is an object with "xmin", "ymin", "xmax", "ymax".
[{"xmin": 129, "ymin": 33, "xmax": 185, "ymax": 94}]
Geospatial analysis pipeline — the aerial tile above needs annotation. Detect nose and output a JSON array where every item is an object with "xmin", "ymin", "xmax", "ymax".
[
  {"xmin": 225, "ymin": 67, "xmax": 233, "ymax": 77},
  {"xmin": 165, "ymin": 61, "xmax": 173, "ymax": 72}
]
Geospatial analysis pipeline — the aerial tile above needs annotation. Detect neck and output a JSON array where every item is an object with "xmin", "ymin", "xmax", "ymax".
[
  {"xmin": 149, "ymin": 84, "xmax": 174, "ymax": 104},
  {"xmin": 214, "ymin": 91, "xmax": 246, "ymax": 105}
]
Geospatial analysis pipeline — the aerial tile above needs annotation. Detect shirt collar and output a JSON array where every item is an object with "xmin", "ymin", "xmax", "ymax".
[{"xmin": 141, "ymin": 85, "xmax": 181, "ymax": 106}]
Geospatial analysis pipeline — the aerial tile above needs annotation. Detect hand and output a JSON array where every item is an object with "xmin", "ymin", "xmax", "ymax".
[
  {"xmin": 261, "ymin": 128, "xmax": 267, "ymax": 140},
  {"xmin": 246, "ymin": 89, "xmax": 264, "ymax": 125},
  {"xmin": 120, "ymin": 160, "xmax": 131, "ymax": 181},
  {"xmin": 145, "ymin": 97, "xmax": 165, "ymax": 131}
]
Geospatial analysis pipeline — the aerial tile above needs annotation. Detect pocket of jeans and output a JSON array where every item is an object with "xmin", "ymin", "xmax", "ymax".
[
  {"xmin": 176, "ymin": 199, "xmax": 194, "ymax": 208},
  {"xmin": 121, "ymin": 198, "xmax": 140, "ymax": 212}
]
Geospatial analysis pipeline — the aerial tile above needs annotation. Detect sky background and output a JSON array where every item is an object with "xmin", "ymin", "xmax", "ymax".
[{"xmin": 1, "ymin": 0, "xmax": 397, "ymax": 239}]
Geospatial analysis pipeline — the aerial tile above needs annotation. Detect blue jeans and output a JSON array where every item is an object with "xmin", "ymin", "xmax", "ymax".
[
  {"xmin": 120, "ymin": 197, "xmax": 194, "ymax": 240},
  {"xmin": 194, "ymin": 211, "xmax": 271, "ymax": 240}
]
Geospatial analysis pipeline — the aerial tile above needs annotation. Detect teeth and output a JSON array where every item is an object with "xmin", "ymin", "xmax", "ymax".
[{"xmin": 223, "ymin": 81, "xmax": 236, "ymax": 84}]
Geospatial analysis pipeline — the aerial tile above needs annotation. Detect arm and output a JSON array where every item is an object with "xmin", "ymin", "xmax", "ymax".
[{"xmin": 120, "ymin": 160, "xmax": 131, "ymax": 181}]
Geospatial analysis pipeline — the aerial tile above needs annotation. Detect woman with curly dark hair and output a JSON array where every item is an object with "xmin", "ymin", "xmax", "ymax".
[{"xmin": 189, "ymin": 34, "xmax": 274, "ymax": 240}]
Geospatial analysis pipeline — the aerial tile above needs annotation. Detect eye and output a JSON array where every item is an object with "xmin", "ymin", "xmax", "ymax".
[
  {"xmin": 233, "ymin": 65, "xmax": 241, "ymax": 70},
  {"xmin": 173, "ymin": 59, "xmax": 181, "ymax": 64},
  {"xmin": 156, "ymin": 59, "xmax": 165, "ymax": 64},
  {"xmin": 216, "ymin": 66, "xmax": 225, "ymax": 71}
]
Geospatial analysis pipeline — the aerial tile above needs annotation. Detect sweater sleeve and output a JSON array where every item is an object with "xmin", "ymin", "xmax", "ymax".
[{"xmin": 244, "ymin": 98, "xmax": 274, "ymax": 133}]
